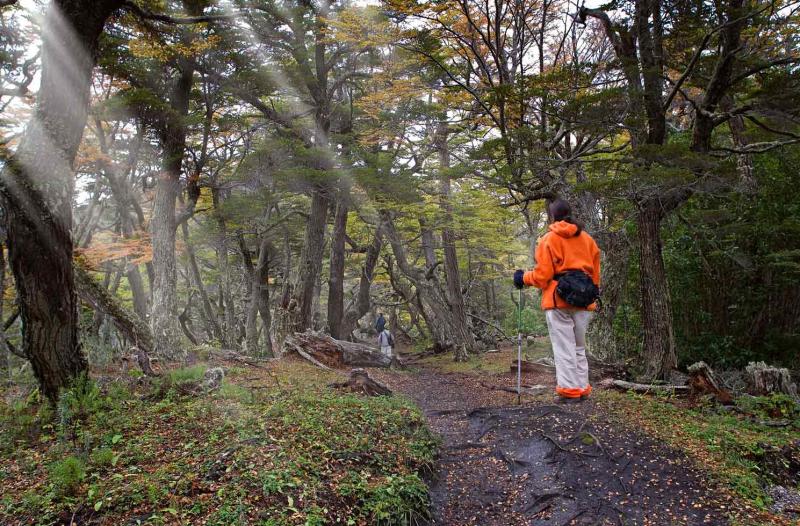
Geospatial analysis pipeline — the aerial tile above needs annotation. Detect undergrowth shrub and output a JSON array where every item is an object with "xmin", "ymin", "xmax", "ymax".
[
  {"xmin": 168, "ymin": 365, "xmax": 207, "ymax": 384},
  {"xmin": 737, "ymin": 394, "xmax": 800, "ymax": 421},
  {"xmin": 57, "ymin": 373, "xmax": 102, "ymax": 431},
  {"xmin": 89, "ymin": 447, "xmax": 115, "ymax": 468},
  {"xmin": 362, "ymin": 473, "xmax": 430, "ymax": 525},
  {"xmin": 48, "ymin": 456, "xmax": 85, "ymax": 497}
]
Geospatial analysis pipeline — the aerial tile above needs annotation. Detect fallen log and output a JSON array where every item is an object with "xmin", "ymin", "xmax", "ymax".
[
  {"xmin": 283, "ymin": 331, "xmax": 393, "ymax": 369},
  {"xmin": 201, "ymin": 367, "xmax": 224, "ymax": 391},
  {"xmin": 600, "ymin": 378, "xmax": 689, "ymax": 395},
  {"xmin": 587, "ymin": 356, "xmax": 630, "ymax": 380},
  {"xmin": 745, "ymin": 362, "xmax": 798, "ymax": 397},
  {"xmin": 510, "ymin": 360, "xmax": 555, "ymax": 374},
  {"xmin": 329, "ymin": 369, "xmax": 392, "ymax": 396},
  {"xmin": 510, "ymin": 357, "xmax": 629, "ymax": 380},
  {"xmin": 688, "ymin": 361, "xmax": 733, "ymax": 404}
]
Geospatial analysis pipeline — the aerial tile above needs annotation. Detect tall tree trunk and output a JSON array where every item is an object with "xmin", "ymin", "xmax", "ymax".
[
  {"xmin": 150, "ymin": 56, "xmax": 194, "ymax": 359},
  {"xmin": 125, "ymin": 263, "xmax": 148, "ymax": 321},
  {"xmin": 383, "ymin": 212, "xmax": 464, "ymax": 353},
  {"xmin": 150, "ymin": 169, "xmax": 183, "ymax": 358},
  {"xmin": 289, "ymin": 189, "xmax": 329, "ymax": 333},
  {"xmin": 327, "ymin": 197, "xmax": 348, "ymax": 339},
  {"xmin": 242, "ymin": 232, "xmax": 274, "ymax": 358},
  {"xmin": 437, "ymin": 123, "xmax": 476, "ymax": 360},
  {"xmin": 256, "ymin": 274, "xmax": 273, "ymax": 356},
  {"xmin": 588, "ymin": 230, "xmax": 631, "ymax": 361},
  {"xmin": 0, "ymin": 0, "xmax": 121, "ymax": 401},
  {"xmin": 637, "ymin": 203, "xmax": 677, "ymax": 380},
  {"xmin": 212, "ymin": 188, "xmax": 236, "ymax": 348},
  {"xmin": 0, "ymin": 242, "xmax": 6, "ymax": 371}
]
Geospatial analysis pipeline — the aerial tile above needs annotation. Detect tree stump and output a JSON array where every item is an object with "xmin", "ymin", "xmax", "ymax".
[
  {"xmin": 133, "ymin": 347, "xmax": 159, "ymax": 377},
  {"xmin": 329, "ymin": 369, "xmax": 392, "ymax": 396},
  {"xmin": 282, "ymin": 331, "xmax": 392, "ymax": 369},
  {"xmin": 687, "ymin": 361, "xmax": 733, "ymax": 404},
  {"xmin": 745, "ymin": 362, "xmax": 798, "ymax": 397},
  {"xmin": 202, "ymin": 367, "xmax": 225, "ymax": 391}
]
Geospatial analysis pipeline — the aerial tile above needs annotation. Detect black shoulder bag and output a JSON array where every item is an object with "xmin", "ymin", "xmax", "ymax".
[{"xmin": 553, "ymin": 270, "xmax": 600, "ymax": 308}]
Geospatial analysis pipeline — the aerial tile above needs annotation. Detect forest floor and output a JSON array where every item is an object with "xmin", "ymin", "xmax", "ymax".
[
  {"xmin": 0, "ymin": 357, "xmax": 437, "ymax": 525},
  {"xmin": 373, "ymin": 343, "xmax": 800, "ymax": 526},
  {"xmin": 0, "ymin": 342, "xmax": 798, "ymax": 526}
]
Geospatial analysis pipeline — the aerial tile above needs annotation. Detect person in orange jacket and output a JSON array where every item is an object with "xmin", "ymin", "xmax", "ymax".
[{"xmin": 513, "ymin": 199, "xmax": 600, "ymax": 403}]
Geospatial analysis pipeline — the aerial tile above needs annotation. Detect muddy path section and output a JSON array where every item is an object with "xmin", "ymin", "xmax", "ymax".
[{"xmin": 381, "ymin": 370, "xmax": 731, "ymax": 526}]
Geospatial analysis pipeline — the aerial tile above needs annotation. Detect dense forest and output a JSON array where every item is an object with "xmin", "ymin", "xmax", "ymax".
[{"xmin": 0, "ymin": 0, "xmax": 799, "ymax": 524}]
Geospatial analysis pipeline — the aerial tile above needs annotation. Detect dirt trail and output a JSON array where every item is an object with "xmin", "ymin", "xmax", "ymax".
[{"xmin": 380, "ymin": 368, "xmax": 734, "ymax": 526}]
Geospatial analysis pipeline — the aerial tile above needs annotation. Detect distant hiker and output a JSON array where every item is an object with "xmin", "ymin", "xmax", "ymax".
[
  {"xmin": 513, "ymin": 198, "xmax": 600, "ymax": 403},
  {"xmin": 375, "ymin": 313, "xmax": 386, "ymax": 333},
  {"xmin": 378, "ymin": 328, "xmax": 395, "ymax": 358}
]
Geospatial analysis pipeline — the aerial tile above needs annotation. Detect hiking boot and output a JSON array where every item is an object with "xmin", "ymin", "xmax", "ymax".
[
  {"xmin": 556, "ymin": 396, "xmax": 581, "ymax": 405},
  {"xmin": 580, "ymin": 393, "xmax": 591, "ymax": 401}
]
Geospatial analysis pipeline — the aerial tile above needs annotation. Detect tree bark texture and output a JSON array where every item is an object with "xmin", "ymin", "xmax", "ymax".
[
  {"xmin": 0, "ymin": 242, "xmax": 6, "ymax": 371},
  {"xmin": 437, "ymin": 124, "xmax": 476, "ymax": 360},
  {"xmin": 637, "ymin": 203, "xmax": 677, "ymax": 380},
  {"xmin": 243, "ymin": 232, "xmax": 274, "ymax": 357},
  {"xmin": 288, "ymin": 189, "xmax": 329, "ymax": 334},
  {"xmin": 588, "ymin": 230, "xmax": 631, "ymax": 361},
  {"xmin": 327, "ymin": 197, "xmax": 348, "ymax": 339},
  {"xmin": 150, "ymin": 55, "xmax": 194, "ymax": 359},
  {"xmin": 745, "ymin": 362, "xmax": 798, "ymax": 397},
  {"xmin": 0, "ymin": 0, "xmax": 122, "ymax": 401}
]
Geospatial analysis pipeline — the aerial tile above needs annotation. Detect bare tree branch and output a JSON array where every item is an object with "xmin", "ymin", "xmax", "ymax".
[{"xmin": 712, "ymin": 137, "xmax": 800, "ymax": 154}]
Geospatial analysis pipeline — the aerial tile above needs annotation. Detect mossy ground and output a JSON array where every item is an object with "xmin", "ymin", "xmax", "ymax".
[
  {"xmin": 0, "ymin": 359, "xmax": 437, "ymax": 526},
  {"xmin": 596, "ymin": 390, "xmax": 800, "ymax": 524}
]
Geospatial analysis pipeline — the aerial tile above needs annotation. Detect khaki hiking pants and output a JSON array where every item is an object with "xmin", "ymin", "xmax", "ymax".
[{"xmin": 545, "ymin": 309, "xmax": 593, "ymax": 398}]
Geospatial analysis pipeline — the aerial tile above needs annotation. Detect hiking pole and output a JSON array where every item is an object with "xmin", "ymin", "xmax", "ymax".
[{"xmin": 517, "ymin": 287, "xmax": 523, "ymax": 406}]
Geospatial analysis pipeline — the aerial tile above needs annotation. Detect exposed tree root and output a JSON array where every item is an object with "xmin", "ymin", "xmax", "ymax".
[
  {"xmin": 480, "ymin": 382, "xmax": 548, "ymax": 396},
  {"xmin": 523, "ymin": 492, "xmax": 561, "ymax": 515}
]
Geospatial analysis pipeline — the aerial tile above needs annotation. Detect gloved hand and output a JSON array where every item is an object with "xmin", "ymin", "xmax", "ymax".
[{"xmin": 513, "ymin": 269, "xmax": 525, "ymax": 289}]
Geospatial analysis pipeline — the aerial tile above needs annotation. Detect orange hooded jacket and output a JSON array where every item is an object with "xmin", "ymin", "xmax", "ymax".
[{"xmin": 523, "ymin": 221, "xmax": 601, "ymax": 310}]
